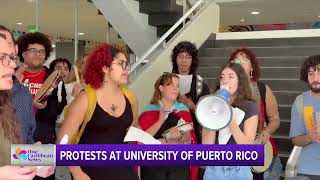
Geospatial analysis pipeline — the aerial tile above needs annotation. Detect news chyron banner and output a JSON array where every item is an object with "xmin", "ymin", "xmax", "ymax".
[{"xmin": 11, "ymin": 144, "xmax": 264, "ymax": 166}]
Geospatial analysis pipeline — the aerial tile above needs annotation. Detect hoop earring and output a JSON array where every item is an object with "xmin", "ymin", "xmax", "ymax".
[{"xmin": 249, "ymin": 70, "xmax": 253, "ymax": 78}]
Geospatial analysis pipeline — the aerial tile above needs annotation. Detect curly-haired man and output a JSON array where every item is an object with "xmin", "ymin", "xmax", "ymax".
[{"xmin": 289, "ymin": 55, "xmax": 320, "ymax": 179}]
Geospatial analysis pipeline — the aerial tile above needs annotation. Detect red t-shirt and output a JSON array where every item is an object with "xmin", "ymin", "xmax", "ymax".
[{"xmin": 22, "ymin": 68, "xmax": 46, "ymax": 113}]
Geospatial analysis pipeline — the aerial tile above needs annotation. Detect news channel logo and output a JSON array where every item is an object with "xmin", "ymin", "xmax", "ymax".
[{"xmin": 11, "ymin": 144, "xmax": 56, "ymax": 166}]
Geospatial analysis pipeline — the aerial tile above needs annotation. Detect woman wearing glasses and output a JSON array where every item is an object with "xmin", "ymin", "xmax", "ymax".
[
  {"xmin": 0, "ymin": 35, "xmax": 42, "ymax": 179},
  {"xmin": 202, "ymin": 62, "xmax": 259, "ymax": 180},
  {"xmin": 229, "ymin": 48, "xmax": 282, "ymax": 180},
  {"xmin": 138, "ymin": 72, "xmax": 198, "ymax": 180},
  {"xmin": 57, "ymin": 44, "xmax": 139, "ymax": 180}
]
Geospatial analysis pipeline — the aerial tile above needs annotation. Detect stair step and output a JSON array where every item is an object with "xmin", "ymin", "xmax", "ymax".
[
  {"xmin": 140, "ymin": 0, "xmax": 181, "ymax": 14},
  {"xmin": 201, "ymin": 37, "xmax": 320, "ymax": 48},
  {"xmin": 199, "ymin": 56, "xmax": 307, "ymax": 67},
  {"xmin": 201, "ymin": 78, "xmax": 308, "ymax": 95},
  {"xmin": 148, "ymin": 11, "xmax": 182, "ymax": 26},
  {"xmin": 198, "ymin": 67, "xmax": 301, "ymax": 79},
  {"xmin": 279, "ymin": 151, "xmax": 290, "ymax": 170},
  {"xmin": 278, "ymin": 105, "xmax": 292, "ymax": 120},
  {"xmin": 199, "ymin": 46, "xmax": 320, "ymax": 57},
  {"xmin": 157, "ymin": 24, "xmax": 183, "ymax": 38},
  {"xmin": 273, "ymin": 135, "xmax": 293, "ymax": 153},
  {"xmin": 274, "ymin": 91, "xmax": 300, "ymax": 106},
  {"xmin": 260, "ymin": 79, "xmax": 308, "ymax": 92},
  {"xmin": 274, "ymin": 120, "xmax": 291, "ymax": 137}
]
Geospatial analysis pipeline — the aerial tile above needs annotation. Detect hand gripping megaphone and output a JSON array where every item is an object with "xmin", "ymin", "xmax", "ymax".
[{"xmin": 195, "ymin": 87, "xmax": 233, "ymax": 131}]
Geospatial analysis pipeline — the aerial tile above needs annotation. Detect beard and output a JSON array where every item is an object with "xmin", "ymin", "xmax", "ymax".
[{"xmin": 309, "ymin": 82, "xmax": 320, "ymax": 93}]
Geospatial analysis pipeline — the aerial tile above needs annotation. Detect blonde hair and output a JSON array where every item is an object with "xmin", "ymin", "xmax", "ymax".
[{"xmin": 66, "ymin": 55, "xmax": 87, "ymax": 83}]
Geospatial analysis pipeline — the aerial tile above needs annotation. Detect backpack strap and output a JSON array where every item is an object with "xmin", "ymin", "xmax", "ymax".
[
  {"xmin": 257, "ymin": 81, "xmax": 266, "ymax": 102},
  {"xmin": 72, "ymin": 86, "xmax": 96, "ymax": 144},
  {"xmin": 255, "ymin": 81, "xmax": 268, "ymax": 133}
]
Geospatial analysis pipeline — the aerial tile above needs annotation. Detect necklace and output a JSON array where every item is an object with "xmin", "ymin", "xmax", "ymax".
[{"xmin": 111, "ymin": 104, "xmax": 118, "ymax": 112}]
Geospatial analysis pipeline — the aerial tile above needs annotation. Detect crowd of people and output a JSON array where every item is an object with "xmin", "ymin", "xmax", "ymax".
[{"xmin": 0, "ymin": 25, "xmax": 319, "ymax": 180}]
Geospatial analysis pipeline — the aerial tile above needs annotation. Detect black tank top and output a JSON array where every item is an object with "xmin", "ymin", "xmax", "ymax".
[{"xmin": 79, "ymin": 96, "xmax": 139, "ymax": 180}]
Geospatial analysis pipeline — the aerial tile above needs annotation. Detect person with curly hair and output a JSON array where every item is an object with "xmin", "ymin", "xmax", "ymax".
[
  {"xmin": 16, "ymin": 32, "xmax": 53, "ymax": 109},
  {"xmin": 171, "ymin": 41, "xmax": 210, "ymax": 144},
  {"xmin": 289, "ymin": 55, "xmax": 320, "ymax": 179},
  {"xmin": 229, "ymin": 48, "xmax": 282, "ymax": 180},
  {"xmin": 17, "ymin": 32, "xmax": 67, "ymax": 180},
  {"xmin": 202, "ymin": 62, "xmax": 258, "ymax": 180},
  {"xmin": 57, "ymin": 43, "xmax": 139, "ymax": 180},
  {"xmin": 17, "ymin": 32, "xmax": 67, "ymax": 146}
]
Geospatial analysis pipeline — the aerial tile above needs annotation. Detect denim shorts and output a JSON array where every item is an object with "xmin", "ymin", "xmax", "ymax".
[
  {"xmin": 204, "ymin": 166, "xmax": 252, "ymax": 180},
  {"xmin": 264, "ymin": 155, "xmax": 283, "ymax": 180}
]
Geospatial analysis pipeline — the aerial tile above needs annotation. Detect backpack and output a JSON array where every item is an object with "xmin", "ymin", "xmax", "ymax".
[{"xmin": 66, "ymin": 86, "xmax": 136, "ymax": 144}]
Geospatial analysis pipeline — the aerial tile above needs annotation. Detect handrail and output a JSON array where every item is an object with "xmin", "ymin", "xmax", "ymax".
[
  {"xmin": 285, "ymin": 145, "xmax": 302, "ymax": 178},
  {"xmin": 129, "ymin": 0, "xmax": 208, "ymax": 75}
]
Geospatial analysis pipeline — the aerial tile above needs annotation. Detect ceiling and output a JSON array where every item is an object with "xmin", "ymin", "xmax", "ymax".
[
  {"xmin": 218, "ymin": 0, "xmax": 320, "ymax": 26},
  {"xmin": 1, "ymin": 0, "xmax": 320, "ymax": 43},
  {"xmin": 0, "ymin": 0, "xmax": 109, "ymax": 42}
]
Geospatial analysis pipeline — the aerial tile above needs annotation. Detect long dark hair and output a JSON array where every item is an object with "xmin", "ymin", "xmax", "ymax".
[
  {"xmin": 0, "ymin": 91, "xmax": 22, "ymax": 143},
  {"xmin": 171, "ymin": 41, "xmax": 199, "ymax": 75},
  {"xmin": 215, "ymin": 62, "xmax": 254, "ymax": 107}
]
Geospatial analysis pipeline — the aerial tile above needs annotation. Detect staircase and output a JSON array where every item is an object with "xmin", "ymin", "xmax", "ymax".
[
  {"xmin": 198, "ymin": 35, "xmax": 320, "ymax": 168},
  {"xmin": 137, "ymin": 0, "xmax": 183, "ymax": 37}
]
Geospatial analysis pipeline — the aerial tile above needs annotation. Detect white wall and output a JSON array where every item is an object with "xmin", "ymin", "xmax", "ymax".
[
  {"xmin": 92, "ymin": 0, "xmax": 158, "ymax": 58},
  {"xmin": 216, "ymin": 29, "xmax": 320, "ymax": 40},
  {"xmin": 129, "ymin": 1, "xmax": 220, "ymax": 113}
]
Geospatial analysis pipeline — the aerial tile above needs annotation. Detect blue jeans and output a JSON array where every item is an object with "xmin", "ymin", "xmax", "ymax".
[
  {"xmin": 264, "ymin": 156, "xmax": 283, "ymax": 180},
  {"xmin": 204, "ymin": 166, "xmax": 252, "ymax": 180}
]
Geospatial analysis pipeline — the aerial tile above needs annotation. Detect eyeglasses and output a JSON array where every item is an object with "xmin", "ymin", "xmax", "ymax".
[
  {"xmin": 26, "ymin": 48, "xmax": 46, "ymax": 56},
  {"xmin": 231, "ymin": 57, "xmax": 251, "ymax": 64},
  {"xmin": 177, "ymin": 54, "xmax": 192, "ymax": 60},
  {"xmin": 0, "ymin": 53, "xmax": 19, "ymax": 66},
  {"xmin": 111, "ymin": 60, "xmax": 131, "ymax": 70}
]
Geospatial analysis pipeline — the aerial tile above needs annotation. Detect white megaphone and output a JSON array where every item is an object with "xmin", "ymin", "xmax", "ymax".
[{"xmin": 195, "ymin": 86, "xmax": 233, "ymax": 131}]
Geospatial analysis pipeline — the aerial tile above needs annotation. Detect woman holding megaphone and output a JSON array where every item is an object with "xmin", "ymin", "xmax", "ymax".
[{"xmin": 202, "ymin": 62, "xmax": 259, "ymax": 180}]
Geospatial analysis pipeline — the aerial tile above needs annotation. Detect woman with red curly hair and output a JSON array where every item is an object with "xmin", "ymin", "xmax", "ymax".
[
  {"xmin": 229, "ymin": 48, "xmax": 282, "ymax": 180},
  {"xmin": 57, "ymin": 44, "xmax": 139, "ymax": 180}
]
